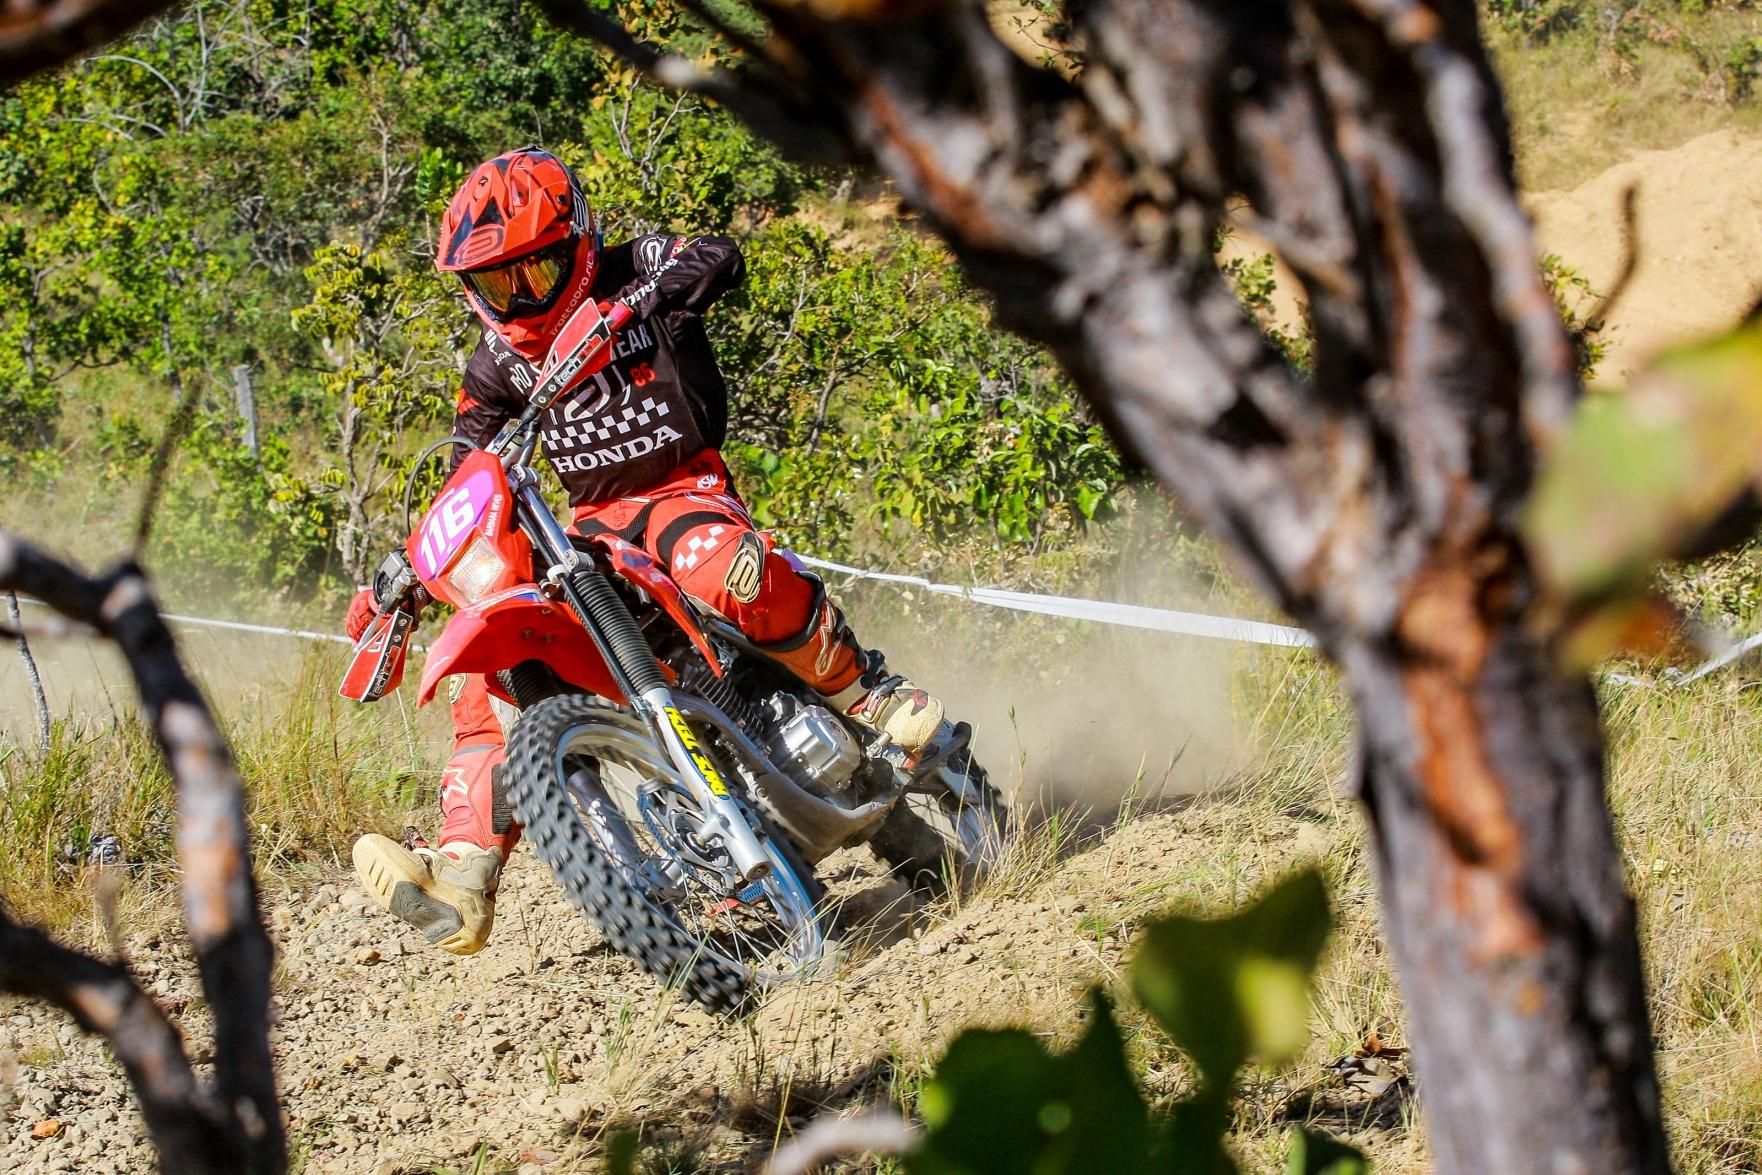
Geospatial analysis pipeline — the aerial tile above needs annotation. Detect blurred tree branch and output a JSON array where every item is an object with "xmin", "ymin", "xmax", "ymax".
[
  {"xmin": 0, "ymin": 1, "xmax": 180, "ymax": 86},
  {"xmin": 0, "ymin": 534, "xmax": 284, "ymax": 1174}
]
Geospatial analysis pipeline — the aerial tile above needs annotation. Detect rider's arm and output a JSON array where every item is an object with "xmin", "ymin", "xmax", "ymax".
[
  {"xmin": 450, "ymin": 336, "xmax": 527, "ymax": 466},
  {"xmin": 614, "ymin": 234, "xmax": 744, "ymax": 322}
]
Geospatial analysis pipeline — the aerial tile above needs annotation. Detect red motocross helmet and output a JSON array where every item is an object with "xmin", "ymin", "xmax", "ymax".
[{"xmin": 437, "ymin": 147, "xmax": 600, "ymax": 360}]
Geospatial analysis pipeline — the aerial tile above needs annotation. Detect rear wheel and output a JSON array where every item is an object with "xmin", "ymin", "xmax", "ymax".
[
  {"xmin": 870, "ymin": 729, "xmax": 1009, "ymax": 891},
  {"xmin": 504, "ymin": 694, "xmax": 830, "ymax": 1011}
]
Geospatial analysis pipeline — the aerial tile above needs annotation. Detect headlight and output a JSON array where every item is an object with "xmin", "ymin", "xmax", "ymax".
[{"xmin": 445, "ymin": 535, "xmax": 507, "ymax": 605}]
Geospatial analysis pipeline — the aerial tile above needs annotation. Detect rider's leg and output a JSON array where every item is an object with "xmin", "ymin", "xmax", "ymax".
[
  {"xmin": 436, "ymin": 674, "xmax": 520, "ymax": 857},
  {"xmin": 588, "ymin": 455, "xmax": 945, "ymax": 757},
  {"xmin": 353, "ymin": 674, "xmax": 512, "ymax": 954}
]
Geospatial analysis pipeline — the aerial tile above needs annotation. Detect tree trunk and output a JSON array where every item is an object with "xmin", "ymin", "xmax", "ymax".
[
  {"xmin": 334, "ymin": 386, "xmax": 371, "ymax": 585},
  {"xmin": 1342, "ymin": 568, "xmax": 1664, "ymax": 1170},
  {"xmin": 233, "ymin": 363, "xmax": 259, "ymax": 456}
]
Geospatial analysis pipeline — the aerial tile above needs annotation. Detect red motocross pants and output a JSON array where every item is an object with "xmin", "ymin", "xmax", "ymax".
[{"xmin": 434, "ymin": 449, "xmax": 866, "ymax": 855}]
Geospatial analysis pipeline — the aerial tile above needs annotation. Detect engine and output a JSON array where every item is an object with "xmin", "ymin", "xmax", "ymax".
[
  {"xmin": 671, "ymin": 654, "xmax": 864, "ymax": 795},
  {"xmin": 761, "ymin": 693, "xmax": 864, "ymax": 795}
]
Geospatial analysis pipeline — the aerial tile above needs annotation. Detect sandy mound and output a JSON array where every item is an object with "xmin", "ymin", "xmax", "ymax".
[{"xmin": 1529, "ymin": 128, "xmax": 1762, "ymax": 378}]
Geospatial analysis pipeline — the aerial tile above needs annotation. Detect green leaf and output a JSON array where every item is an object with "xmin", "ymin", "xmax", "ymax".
[
  {"xmin": 909, "ymin": 991, "xmax": 1156, "ymax": 1175},
  {"xmin": 1130, "ymin": 868, "xmax": 1332, "ymax": 1088},
  {"xmin": 1526, "ymin": 319, "xmax": 1762, "ymax": 610},
  {"xmin": 1286, "ymin": 1129, "xmax": 1369, "ymax": 1175}
]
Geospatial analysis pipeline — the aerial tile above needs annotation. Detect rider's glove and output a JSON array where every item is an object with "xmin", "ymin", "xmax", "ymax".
[{"xmin": 345, "ymin": 588, "xmax": 378, "ymax": 641}]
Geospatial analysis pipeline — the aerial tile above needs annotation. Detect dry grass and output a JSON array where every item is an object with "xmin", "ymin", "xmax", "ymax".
[
  {"xmin": 0, "ymin": 643, "xmax": 442, "ymax": 939},
  {"xmin": 1492, "ymin": 9, "xmax": 1762, "ymax": 192},
  {"xmin": 1602, "ymin": 675, "xmax": 1762, "ymax": 1172}
]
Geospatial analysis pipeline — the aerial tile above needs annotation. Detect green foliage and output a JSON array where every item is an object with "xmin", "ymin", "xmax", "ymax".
[
  {"xmin": 1483, "ymin": 0, "xmax": 1749, "ymax": 45},
  {"xmin": 1526, "ymin": 315, "xmax": 1762, "ymax": 661},
  {"xmin": 912, "ymin": 993, "xmax": 1155, "ymax": 1174},
  {"xmin": 1528, "ymin": 320, "xmax": 1762, "ymax": 606},
  {"xmin": 1286, "ymin": 1130, "xmax": 1372, "ymax": 1175},
  {"xmin": 715, "ymin": 218, "xmax": 1125, "ymax": 556},
  {"xmin": 1726, "ymin": 36, "xmax": 1762, "ymax": 102},
  {"xmin": 1541, "ymin": 254, "xmax": 1610, "ymax": 380},
  {"xmin": 902, "ymin": 868, "xmax": 1358, "ymax": 1175},
  {"xmin": 1132, "ymin": 868, "xmax": 1332, "ymax": 1085},
  {"xmin": 0, "ymin": 0, "xmax": 1133, "ymax": 600},
  {"xmin": 1484, "ymin": 0, "xmax": 1599, "ymax": 42},
  {"xmin": 1220, "ymin": 251, "xmax": 1311, "ymax": 370}
]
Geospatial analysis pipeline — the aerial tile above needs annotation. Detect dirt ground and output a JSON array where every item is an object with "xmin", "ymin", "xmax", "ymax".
[
  {"xmin": 1529, "ymin": 127, "xmax": 1762, "ymax": 378},
  {"xmin": 0, "ymin": 797, "xmax": 1413, "ymax": 1175}
]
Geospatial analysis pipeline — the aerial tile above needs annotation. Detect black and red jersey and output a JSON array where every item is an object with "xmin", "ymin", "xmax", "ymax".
[{"xmin": 451, "ymin": 233, "xmax": 744, "ymax": 505}]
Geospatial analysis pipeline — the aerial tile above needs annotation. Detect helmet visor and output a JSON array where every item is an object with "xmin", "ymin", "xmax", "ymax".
[{"xmin": 460, "ymin": 236, "xmax": 576, "ymax": 320}]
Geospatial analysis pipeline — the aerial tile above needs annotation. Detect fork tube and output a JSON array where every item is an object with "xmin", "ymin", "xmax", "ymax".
[
  {"xmin": 512, "ymin": 477, "xmax": 642, "ymax": 703},
  {"xmin": 511, "ymin": 476, "xmax": 773, "ymax": 884}
]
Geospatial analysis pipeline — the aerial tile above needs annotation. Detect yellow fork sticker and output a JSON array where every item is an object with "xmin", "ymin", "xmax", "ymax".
[{"xmin": 663, "ymin": 706, "xmax": 729, "ymax": 797}]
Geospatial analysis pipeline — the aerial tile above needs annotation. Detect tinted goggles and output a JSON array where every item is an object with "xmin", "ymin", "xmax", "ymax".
[{"xmin": 460, "ymin": 236, "xmax": 576, "ymax": 320}]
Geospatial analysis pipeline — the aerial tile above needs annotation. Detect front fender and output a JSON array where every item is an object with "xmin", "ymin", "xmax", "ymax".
[{"xmin": 417, "ymin": 586, "xmax": 624, "ymax": 706}]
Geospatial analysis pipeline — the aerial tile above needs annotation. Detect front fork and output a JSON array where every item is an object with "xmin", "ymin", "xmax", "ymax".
[{"xmin": 510, "ymin": 470, "xmax": 774, "ymax": 885}]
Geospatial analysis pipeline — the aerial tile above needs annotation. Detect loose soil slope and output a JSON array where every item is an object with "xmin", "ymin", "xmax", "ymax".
[
  {"xmin": 0, "ymin": 802, "xmax": 1407, "ymax": 1174},
  {"xmin": 1530, "ymin": 128, "xmax": 1762, "ymax": 377}
]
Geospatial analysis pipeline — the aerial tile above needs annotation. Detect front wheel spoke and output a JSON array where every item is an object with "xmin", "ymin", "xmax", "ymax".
[{"xmin": 569, "ymin": 743, "xmax": 817, "ymax": 979}]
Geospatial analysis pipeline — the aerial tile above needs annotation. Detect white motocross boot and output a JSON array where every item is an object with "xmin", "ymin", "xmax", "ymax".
[{"xmin": 352, "ymin": 834, "xmax": 503, "ymax": 955}]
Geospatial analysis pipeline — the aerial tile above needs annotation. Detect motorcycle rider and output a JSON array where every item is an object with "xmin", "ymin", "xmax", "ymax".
[{"xmin": 349, "ymin": 147, "xmax": 946, "ymax": 956}]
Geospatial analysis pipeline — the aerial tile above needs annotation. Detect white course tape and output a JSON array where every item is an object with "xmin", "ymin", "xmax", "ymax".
[
  {"xmin": 795, "ymin": 555, "xmax": 1316, "ymax": 649},
  {"xmin": 49, "ymin": 559, "xmax": 1762, "ymax": 686},
  {"xmin": 158, "ymin": 612, "xmax": 355, "ymax": 646},
  {"xmin": 1673, "ymin": 630, "xmax": 1762, "ymax": 685},
  {"xmin": 14, "ymin": 596, "xmax": 354, "ymax": 646},
  {"xmin": 20, "ymin": 560, "xmax": 1316, "ymax": 651}
]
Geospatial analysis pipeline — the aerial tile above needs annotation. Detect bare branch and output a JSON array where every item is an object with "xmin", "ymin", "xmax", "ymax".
[
  {"xmin": 0, "ymin": 911, "xmax": 233, "ymax": 1165},
  {"xmin": 761, "ymin": 1111, "xmax": 916, "ymax": 1175},
  {"xmin": 4, "ymin": 591, "xmax": 50, "ymax": 751},
  {"xmin": 0, "ymin": 1, "xmax": 179, "ymax": 87},
  {"xmin": 132, "ymin": 388, "xmax": 199, "ymax": 558},
  {"xmin": 1587, "ymin": 183, "xmax": 1641, "ymax": 330},
  {"xmin": 529, "ymin": 0, "xmax": 850, "ymax": 161},
  {"xmin": 0, "ymin": 533, "xmax": 285, "ymax": 1173}
]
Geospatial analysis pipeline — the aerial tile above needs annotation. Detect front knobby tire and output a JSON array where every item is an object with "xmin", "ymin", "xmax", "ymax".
[{"xmin": 503, "ymin": 694, "xmax": 827, "ymax": 1012}]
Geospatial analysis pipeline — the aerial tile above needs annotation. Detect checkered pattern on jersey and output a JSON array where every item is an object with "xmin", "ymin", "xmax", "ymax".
[
  {"xmin": 545, "ymin": 397, "xmax": 672, "ymax": 449},
  {"xmin": 673, "ymin": 524, "xmax": 727, "ymax": 572}
]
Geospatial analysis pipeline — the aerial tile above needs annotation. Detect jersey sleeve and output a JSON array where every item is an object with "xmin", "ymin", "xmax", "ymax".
[
  {"xmin": 614, "ymin": 234, "xmax": 745, "ymax": 322},
  {"xmin": 450, "ymin": 335, "xmax": 529, "ymax": 466}
]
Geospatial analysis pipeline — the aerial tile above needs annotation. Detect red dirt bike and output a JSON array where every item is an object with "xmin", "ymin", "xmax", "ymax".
[{"xmin": 339, "ymin": 300, "xmax": 1006, "ymax": 1011}]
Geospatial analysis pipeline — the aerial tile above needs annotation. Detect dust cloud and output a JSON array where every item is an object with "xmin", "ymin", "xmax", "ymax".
[
  {"xmin": 0, "ymin": 620, "xmax": 336, "ymax": 738},
  {"xmin": 843, "ymin": 572, "xmax": 1253, "ymax": 815},
  {"xmin": 0, "ymin": 554, "xmax": 1265, "ymax": 820}
]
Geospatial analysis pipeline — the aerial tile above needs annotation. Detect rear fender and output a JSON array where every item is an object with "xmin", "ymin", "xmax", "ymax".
[
  {"xmin": 417, "ymin": 586, "xmax": 624, "ymax": 706},
  {"xmin": 580, "ymin": 532, "xmax": 723, "ymax": 676}
]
